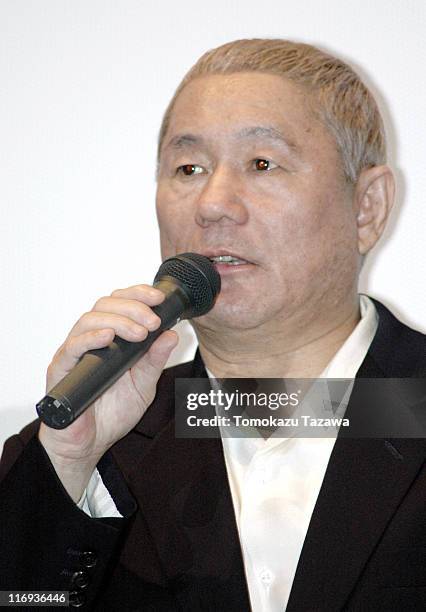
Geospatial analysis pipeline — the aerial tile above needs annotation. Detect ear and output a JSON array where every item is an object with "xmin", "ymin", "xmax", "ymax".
[{"xmin": 355, "ymin": 165, "xmax": 395, "ymax": 255}]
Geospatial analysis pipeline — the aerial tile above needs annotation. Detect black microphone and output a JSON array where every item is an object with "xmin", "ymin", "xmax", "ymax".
[{"xmin": 36, "ymin": 253, "xmax": 221, "ymax": 429}]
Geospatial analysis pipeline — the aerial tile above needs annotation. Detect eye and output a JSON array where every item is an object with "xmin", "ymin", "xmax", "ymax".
[
  {"xmin": 252, "ymin": 158, "xmax": 278, "ymax": 171},
  {"xmin": 177, "ymin": 164, "xmax": 205, "ymax": 176}
]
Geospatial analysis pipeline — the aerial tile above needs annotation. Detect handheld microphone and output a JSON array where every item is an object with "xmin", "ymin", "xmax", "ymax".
[{"xmin": 36, "ymin": 253, "xmax": 221, "ymax": 429}]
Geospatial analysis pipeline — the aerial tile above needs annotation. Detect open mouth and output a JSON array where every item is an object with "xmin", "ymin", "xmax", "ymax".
[{"xmin": 209, "ymin": 255, "xmax": 250, "ymax": 266}]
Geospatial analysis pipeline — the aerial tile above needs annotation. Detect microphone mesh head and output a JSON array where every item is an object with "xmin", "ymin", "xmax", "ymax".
[{"xmin": 154, "ymin": 253, "xmax": 221, "ymax": 318}]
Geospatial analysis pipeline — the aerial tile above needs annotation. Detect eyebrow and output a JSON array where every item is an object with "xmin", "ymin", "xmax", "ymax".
[
  {"xmin": 164, "ymin": 125, "xmax": 299, "ymax": 153},
  {"xmin": 236, "ymin": 126, "xmax": 298, "ymax": 151},
  {"xmin": 165, "ymin": 134, "xmax": 200, "ymax": 150}
]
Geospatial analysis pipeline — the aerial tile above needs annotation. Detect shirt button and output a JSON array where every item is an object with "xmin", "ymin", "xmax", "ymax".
[{"xmin": 259, "ymin": 568, "xmax": 273, "ymax": 586}]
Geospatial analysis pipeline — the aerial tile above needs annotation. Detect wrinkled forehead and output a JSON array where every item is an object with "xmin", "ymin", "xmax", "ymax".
[
  {"xmin": 161, "ymin": 72, "xmax": 324, "ymax": 149},
  {"xmin": 159, "ymin": 72, "xmax": 337, "ymax": 164}
]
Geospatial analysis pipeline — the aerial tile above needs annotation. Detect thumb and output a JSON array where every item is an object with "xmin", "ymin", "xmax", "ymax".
[{"xmin": 130, "ymin": 330, "xmax": 179, "ymax": 400}]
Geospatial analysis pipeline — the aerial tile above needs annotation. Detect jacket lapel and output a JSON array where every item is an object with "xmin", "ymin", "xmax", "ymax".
[
  {"xmin": 287, "ymin": 302, "xmax": 426, "ymax": 611},
  {"xmin": 286, "ymin": 435, "xmax": 425, "ymax": 611}
]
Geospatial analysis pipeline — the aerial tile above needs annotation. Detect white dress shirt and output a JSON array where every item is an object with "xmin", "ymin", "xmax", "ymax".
[
  {"xmin": 217, "ymin": 295, "xmax": 378, "ymax": 611},
  {"xmin": 78, "ymin": 295, "xmax": 378, "ymax": 611}
]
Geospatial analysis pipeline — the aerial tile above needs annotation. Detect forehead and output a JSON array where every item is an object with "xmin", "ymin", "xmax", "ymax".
[{"xmin": 162, "ymin": 72, "xmax": 335, "ymax": 156}]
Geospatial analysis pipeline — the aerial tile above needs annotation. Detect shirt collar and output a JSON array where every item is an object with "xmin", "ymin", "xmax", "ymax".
[{"xmin": 206, "ymin": 294, "xmax": 378, "ymax": 381}]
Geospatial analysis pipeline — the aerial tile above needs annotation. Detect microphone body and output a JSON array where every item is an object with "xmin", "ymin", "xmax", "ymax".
[{"xmin": 36, "ymin": 254, "xmax": 220, "ymax": 429}]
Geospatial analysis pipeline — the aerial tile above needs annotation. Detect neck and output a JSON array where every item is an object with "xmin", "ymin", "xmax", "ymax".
[{"xmin": 193, "ymin": 297, "xmax": 361, "ymax": 378}]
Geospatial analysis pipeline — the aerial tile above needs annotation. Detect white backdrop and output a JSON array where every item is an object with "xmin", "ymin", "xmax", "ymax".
[{"xmin": 1, "ymin": 0, "xmax": 425, "ymax": 449}]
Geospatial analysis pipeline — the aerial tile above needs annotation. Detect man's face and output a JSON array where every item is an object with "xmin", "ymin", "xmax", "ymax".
[{"xmin": 156, "ymin": 73, "xmax": 360, "ymax": 331}]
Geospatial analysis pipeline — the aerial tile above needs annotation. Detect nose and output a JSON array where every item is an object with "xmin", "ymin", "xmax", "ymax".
[{"xmin": 195, "ymin": 166, "xmax": 249, "ymax": 228}]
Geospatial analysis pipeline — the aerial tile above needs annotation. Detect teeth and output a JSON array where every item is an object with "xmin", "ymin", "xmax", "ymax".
[{"xmin": 210, "ymin": 255, "xmax": 248, "ymax": 265}]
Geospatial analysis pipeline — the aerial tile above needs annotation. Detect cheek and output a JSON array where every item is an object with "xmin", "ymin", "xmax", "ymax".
[
  {"xmin": 293, "ymin": 186, "xmax": 359, "ymax": 290},
  {"xmin": 156, "ymin": 192, "xmax": 195, "ymax": 256},
  {"xmin": 156, "ymin": 193, "xmax": 176, "ymax": 254},
  {"xmin": 259, "ymin": 176, "xmax": 357, "ymax": 279},
  {"xmin": 285, "ymin": 172, "xmax": 354, "ymax": 240}
]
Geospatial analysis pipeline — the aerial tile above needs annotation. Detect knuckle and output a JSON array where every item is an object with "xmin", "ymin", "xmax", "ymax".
[
  {"xmin": 79, "ymin": 311, "xmax": 99, "ymax": 328},
  {"xmin": 133, "ymin": 284, "xmax": 153, "ymax": 299},
  {"xmin": 52, "ymin": 342, "xmax": 67, "ymax": 363},
  {"xmin": 46, "ymin": 361, "xmax": 55, "ymax": 379},
  {"xmin": 93, "ymin": 296, "xmax": 108, "ymax": 311},
  {"xmin": 66, "ymin": 334, "xmax": 90, "ymax": 358},
  {"xmin": 79, "ymin": 311, "xmax": 92, "ymax": 323},
  {"xmin": 63, "ymin": 335, "xmax": 77, "ymax": 356}
]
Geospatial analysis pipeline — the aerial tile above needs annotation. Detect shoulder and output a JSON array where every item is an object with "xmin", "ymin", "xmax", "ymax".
[{"xmin": 368, "ymin": 298, "xmax": 426, "ymax": 376}]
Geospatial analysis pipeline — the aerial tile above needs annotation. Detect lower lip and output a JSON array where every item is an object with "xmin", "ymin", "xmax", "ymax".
[{"xmin": 212, "ymin": 262, "xmax": 255, "ymax": 275}]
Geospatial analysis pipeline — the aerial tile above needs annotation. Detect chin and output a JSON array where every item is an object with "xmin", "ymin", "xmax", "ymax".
[{"xmin": 194, "ymin": 296, "xmax": 273, "ymax": 332}]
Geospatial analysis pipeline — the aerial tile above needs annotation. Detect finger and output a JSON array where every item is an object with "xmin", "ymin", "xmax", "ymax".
[
  {"xmin": 111, "ymin": 284, "xmax": 165, "ymax": 304},
  {"xmin": 67, "ymin": 312, "xmax": 153, "ymax": 342},
  {"xmin": 47, "ymin": 328, "xmax": 115, "ymax": 390},
  {"xmin": 92, "ymin": 297, "xmax": 161, "ymax": 331}
]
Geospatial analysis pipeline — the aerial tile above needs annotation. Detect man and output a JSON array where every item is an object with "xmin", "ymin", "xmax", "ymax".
[{"xmin": 1, "ymin": 39, "xmax": 425, "ymax": 611}]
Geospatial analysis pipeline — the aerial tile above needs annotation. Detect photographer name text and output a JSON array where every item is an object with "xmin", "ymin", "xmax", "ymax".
[{"xmin": 186, "ymin": 415, "xmax": 350, "ymax": 428}]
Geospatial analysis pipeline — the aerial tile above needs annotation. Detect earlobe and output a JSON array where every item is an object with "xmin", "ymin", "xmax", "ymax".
[{"xmin": 356, "ymin": 165, "xmax": 395, "ymax": 255}]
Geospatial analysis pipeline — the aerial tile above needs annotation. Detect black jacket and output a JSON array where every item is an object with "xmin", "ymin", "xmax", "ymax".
[{"xmin": 1, "ymin": 300, "xmax": 425, "ymax": 610}]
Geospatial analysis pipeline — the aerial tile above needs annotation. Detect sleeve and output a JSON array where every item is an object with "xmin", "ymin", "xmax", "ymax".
[{"xmin": 0, "ymin": 424, "xmax": 136, "ymax": 607}]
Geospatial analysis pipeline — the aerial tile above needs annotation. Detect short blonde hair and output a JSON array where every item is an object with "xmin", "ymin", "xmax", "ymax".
[{"xmin": 157, "ymin": 39, "xmax": 386, "ymax": 183}]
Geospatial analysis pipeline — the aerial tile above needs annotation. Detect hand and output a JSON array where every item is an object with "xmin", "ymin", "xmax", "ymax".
[{"xmin": 38, "ymin": 284, "xmax": 179, "ymax": 501}]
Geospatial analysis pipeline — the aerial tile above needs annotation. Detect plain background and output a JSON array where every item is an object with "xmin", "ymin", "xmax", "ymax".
[{"xmin": 1, "ymin": 0, "xmax": 425, "ymax": 449}]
